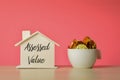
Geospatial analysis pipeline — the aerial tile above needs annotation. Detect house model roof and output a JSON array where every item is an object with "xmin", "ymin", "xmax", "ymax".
[{"xmin": 15, "ymin": 31, "xmax": 60, "ymax": 46}]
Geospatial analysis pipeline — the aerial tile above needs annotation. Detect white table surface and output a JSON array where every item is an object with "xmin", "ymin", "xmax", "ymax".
[{"xmin": 0, "ymin": 66, "xmax": 120, "ymax": 80}]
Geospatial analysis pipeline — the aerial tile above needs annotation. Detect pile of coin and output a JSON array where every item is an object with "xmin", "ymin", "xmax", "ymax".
[{"xmin": 68, "ymin": 36, "xmax": 96, "ymax": 49}]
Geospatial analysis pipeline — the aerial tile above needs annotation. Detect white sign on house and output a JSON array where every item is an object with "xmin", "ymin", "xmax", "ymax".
[{"xmin": 15, "ymin": 30, "xmax": 59, "ymax": 68}]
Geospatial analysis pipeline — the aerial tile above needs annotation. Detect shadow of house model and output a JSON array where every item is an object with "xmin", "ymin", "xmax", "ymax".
[{"xmin": 15, "ymin": 31, "xmax": 59, "ymax": 68}]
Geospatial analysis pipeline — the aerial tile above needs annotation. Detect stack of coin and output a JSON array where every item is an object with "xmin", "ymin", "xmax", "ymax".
[{"xmin": 68, "ymin": 36, "xmax": 97, "ymax": 49}]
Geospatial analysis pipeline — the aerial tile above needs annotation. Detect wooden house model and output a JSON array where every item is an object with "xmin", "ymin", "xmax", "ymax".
[{"xmin": 15, "ymin": 30, "xmax": 59, "ymax": 68}]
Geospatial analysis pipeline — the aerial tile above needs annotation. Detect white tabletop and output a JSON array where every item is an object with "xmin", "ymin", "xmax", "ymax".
[{"xmin": 0, "ymin": 66, "xmax": 120, "ymax": 80}]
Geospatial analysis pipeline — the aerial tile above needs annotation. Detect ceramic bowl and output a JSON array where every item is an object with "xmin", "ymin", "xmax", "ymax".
[{"xmin": 68, "ymin": 49, "xmax": 100, "ymax": 68}]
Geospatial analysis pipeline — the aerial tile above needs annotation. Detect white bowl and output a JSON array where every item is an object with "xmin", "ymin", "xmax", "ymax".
[{"xmin": 68, "ymin": 49, "xmax": 100, "ymax": 68}]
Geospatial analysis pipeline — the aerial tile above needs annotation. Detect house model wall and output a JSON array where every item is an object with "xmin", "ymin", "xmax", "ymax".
[{"xmin": 15, "ymin": 31, "xmax": 59, "ymax": 68}]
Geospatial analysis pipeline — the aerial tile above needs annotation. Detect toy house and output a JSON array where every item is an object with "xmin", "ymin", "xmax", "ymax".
[{"xmin": 15, "ymin": 30, "xmax": 59, "ymax": 68}]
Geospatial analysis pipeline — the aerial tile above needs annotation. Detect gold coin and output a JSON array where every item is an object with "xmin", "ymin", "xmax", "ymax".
[
  {"xmin": 69, "ymin": 39, "xmax": 83, "ymax": 49},
  {"xmin": 86, "ymin": 40, "xmax": 97, "ymax": 49},
  {"xmin": 83, "ymin": 36, "xmax": 91, "ymax": 45},
  {"xmin": 76, "ymin": 44, "xmax": 88, "ymax": 49}
]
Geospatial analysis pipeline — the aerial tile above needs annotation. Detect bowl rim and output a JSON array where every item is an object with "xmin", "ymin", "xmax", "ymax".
[
  {"xmin": 67, "ymin": 49, "xmax": 100, "ymax": 50},
  {"xmin": 67, "ymin": 49, "xmax": 100, "ymax": 53}
]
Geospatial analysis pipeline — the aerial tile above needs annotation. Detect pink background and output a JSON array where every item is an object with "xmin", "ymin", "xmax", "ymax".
[{"xmin": 0, "ymin": 0, "xmax": 120, "ymax": 66}]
